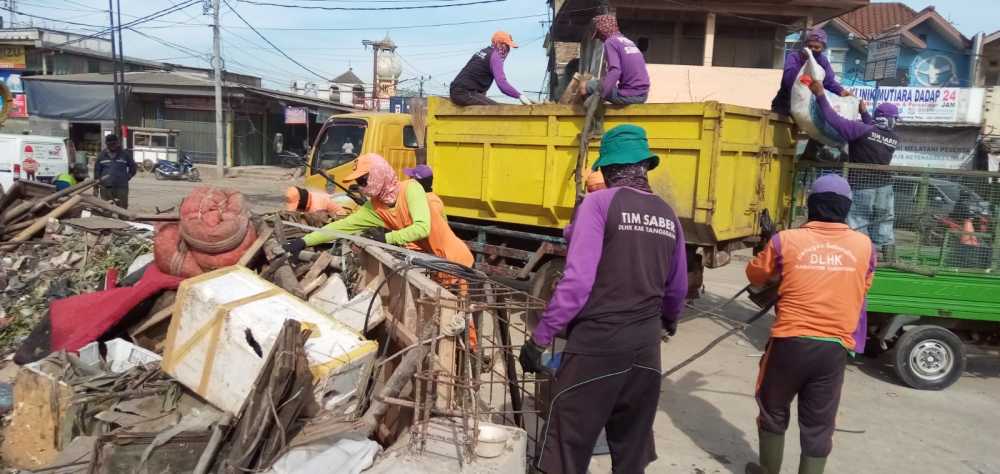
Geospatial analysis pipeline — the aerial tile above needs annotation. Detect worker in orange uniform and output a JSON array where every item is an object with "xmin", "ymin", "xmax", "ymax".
[
  {"xmin": 284, "ymin": 186, "xmax": 349, "ymax": 216},
  {"xmin": 564, "ymin": 170, "xmax": 606, "ymax": 241},
  {"xmin": 282, "ymin": 153, "xmax": 473, "ymax": 273},
  {"xmin": 745, "ymin": 174, "xmax": 875, "ymax": 474}
]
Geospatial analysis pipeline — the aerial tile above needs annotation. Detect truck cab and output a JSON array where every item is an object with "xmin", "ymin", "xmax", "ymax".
[{"xmin": 303, "ymin": 112, "xmax": 420, "ymax": 191}]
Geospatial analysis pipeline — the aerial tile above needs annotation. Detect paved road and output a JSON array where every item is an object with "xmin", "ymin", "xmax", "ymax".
[
  {"xmin": 127, "ymin": 170, "xmax": 297, "ymax": 214},
  {"xmin": 590, "ymin": 254, "xmax": 1000, "ymax": 474}
]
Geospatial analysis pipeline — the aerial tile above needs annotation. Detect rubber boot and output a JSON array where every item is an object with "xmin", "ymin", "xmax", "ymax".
[
  {"xmin": 745, "ymin": 429, "xmax": 784, "ymax": 474},
  {"xmin": 798, "ymin": 455, "xmax": 827, "ymax": 474}
]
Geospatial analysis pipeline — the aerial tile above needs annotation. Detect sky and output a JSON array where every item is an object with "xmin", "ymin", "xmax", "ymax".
[{"xmin": 4, "ymin": 0, "xmax": 999, "ymax": 101}]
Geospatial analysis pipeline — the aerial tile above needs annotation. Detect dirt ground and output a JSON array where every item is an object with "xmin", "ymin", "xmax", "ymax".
[
  {"xmin": 128, "ymin": 167, "xmax": 299, "ymax": 215},
  {"xmin": 129, "ymin": 171, "xmax": 1000, "ymax": 474}
]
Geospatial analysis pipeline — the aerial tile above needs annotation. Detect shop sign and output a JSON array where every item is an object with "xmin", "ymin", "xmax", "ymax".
[{"xmin": 0, "ymin": 46, "xmax": 25, "ymax": 69}]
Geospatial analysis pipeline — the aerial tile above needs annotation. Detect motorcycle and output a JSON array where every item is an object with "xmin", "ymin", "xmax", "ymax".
[{"xmin": 153, "ymin": 153, "xmax": 200, "ymax": 182}]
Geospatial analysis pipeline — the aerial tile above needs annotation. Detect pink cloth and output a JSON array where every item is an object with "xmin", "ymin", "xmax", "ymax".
[
  {"xmin": 594, "ymin": 14, "xmax": 619, "ymax": 38},
  {"xmin": 361, "ymin": 153, "xmax": 400, "ymax": 205}
]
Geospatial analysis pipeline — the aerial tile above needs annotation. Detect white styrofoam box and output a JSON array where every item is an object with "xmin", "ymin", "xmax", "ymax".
[
  {"xmin": 307, "ymin": 275, "xmax": 350, "ymax": 314},
  {"xmin": 78, "ymin": 338, "xmax": 162, "ymax": 373},
  {"xmin": 163, "ymin": 266, "xmax": 378, "ymax": 414}
]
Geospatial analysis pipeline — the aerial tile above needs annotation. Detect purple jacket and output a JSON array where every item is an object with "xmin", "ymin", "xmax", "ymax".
[
  {"xmin": 534, "ymin": 187, "xmax": 687, "ymax": 349},
  {"xmin": 815, "ymin": 94, "xmax": 874, "ymax": 142},
  {"xmin": 489, "ymin": 49, "xmax": 520, "ymax": 98},
  {"xmin": 602, "ymin": 33, "xmax": 650, "ymax": 98},
  {"xmin": 771, "ymin": 51, "xmax": 845, "ymax": 115}
]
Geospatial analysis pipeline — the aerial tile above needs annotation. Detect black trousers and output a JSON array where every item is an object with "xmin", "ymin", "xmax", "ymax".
[
  {"xmin": 537, "ymin": 344, "xmax": 661, "ymax": 474},
  {"xmin": 449, "ymin": 87, "xmax": 497, "ymax": 106},
  {"xmin": 755, "ymin": 337, "xmax": 847, "ymax": 458},
  {"xmin": 99, "ymin": 186, "xmax": 129, "ymax": 209}
]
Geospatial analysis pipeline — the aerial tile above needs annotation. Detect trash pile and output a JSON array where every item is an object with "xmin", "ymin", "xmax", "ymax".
[{"xmin": 0, "ymin": 182, "xmax": 548, "ymax": 473}]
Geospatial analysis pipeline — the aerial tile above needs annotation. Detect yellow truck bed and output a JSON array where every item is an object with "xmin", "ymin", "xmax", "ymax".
[{"xmin": 426, "ymin": 97, "xmax": 797, "ymax": 250}]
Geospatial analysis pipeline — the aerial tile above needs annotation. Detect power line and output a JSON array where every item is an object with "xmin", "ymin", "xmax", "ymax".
[
  {"xmin": 0, "ymin": 5, "xmax": 107, "ymax": 27},
  {"xmin": 238, "ymin": 0, "xmax": 506, "ymax": 11},
  {"xmin": 43, "ymin": 0, "xmax": 201, "ymax": 49},
  {"xmin": 221, "ymin": 0, "xmax": 330, "ymax": 81},
  {"xmin": 138, "ymin": 12, "xmax": 547, "ymax": 31}
]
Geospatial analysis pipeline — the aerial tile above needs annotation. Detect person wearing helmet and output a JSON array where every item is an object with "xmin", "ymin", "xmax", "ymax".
[
  {"xmin": 808, "ymin": 79, "xmax": 900, "ymax": 257},
  {"xmin": 519, "ymin": 125, "xmax": 687, "ymax": 474},
  {"xmin": 580, "ymin": 14, "xmax": 650, "ymax": 105},
  {"xmin": 282, "ymin": 153, "xmax": 473, "ymax": 271},
  {"xmin": 771, "ymin": 28, "xmax": 851, "ymax": 116},
  {"xmin": 450, "ymin": 31, "xmax": 533, "ymax": 106},
  {"xmin": 54, "ymin": 163, "xmax": 89, "ymax": 191},
  {"xmin": 745, "ymin": 174, "xmax": 875, "ymax": 474}
]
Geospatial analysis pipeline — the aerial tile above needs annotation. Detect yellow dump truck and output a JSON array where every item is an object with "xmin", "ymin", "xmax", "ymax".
[{"xmin": 301, "ymin": 97, "xmax": 797, "ymax": 298}]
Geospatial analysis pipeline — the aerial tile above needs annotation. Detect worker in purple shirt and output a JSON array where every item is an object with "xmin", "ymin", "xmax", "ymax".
[
  {"xmin": 809, "ymin": 79, "xmax": 900, "ymax": 257},
  {"xmin": 450, "ymin": 31, "xmax": 533, "ymax": 106},
  {"xmin": 771, "ymin": 28, "xmax": 851, "ymax": 116},
  {"xmin": 580, "ymin": 14, "xmax": 650, "ymax": 105},
  {"xmin": 520, "ymin": 124, "xmax": 687, "ymax": 474}
]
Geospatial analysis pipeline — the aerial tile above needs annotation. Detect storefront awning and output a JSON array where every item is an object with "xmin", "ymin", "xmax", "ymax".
[{"xmin": 22, "ymin": 79, "xmax": 128, "ymax": 121}]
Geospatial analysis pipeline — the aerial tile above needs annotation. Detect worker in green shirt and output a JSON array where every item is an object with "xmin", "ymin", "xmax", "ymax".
[
  {"xmin": 54, "ymin": 164, "xmax": 89, "ymax": 191},
  {"xmin": 282, "ymin": 153, "xmax": 474, "ymax": 269}
]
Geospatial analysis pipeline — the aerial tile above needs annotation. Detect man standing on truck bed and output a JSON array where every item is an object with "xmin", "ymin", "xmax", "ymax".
[
  {"xmin": 519, "ymin": 124, "xmax": 687, "ymax": 474},
  {"xmin": 450, "ymin": 31, "xmax": 533, "ymax": 106},
  {"xmin": 808, "ymin": 79, "xmax": 899, "ymax": 257},
  {"xmin": 94, "ymin": 134, "xmax": 137, "ymax": 209},
  {"xmin": 282, "ymin": 153, "xmax": 473, "ymax": 270},
  {"xmin": 745, "ymin": 174, "xmax": 874, "ymax": 474},
  {"xmin": 771, "ymin": 28, "xmax": 850, "ymax": 116},
  {"xmin": 579, "ymin": 14, "xmax": 650, "ymax": 105}
]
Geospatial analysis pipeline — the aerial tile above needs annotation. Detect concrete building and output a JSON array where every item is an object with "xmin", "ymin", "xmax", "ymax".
[
  {"xmin": 329, "ymin": 69, "xmax": 368, "ymax": 108},
  {"xmin": 0, "ymin": 27, "xmax": 258, "ymax": 134},
  {"xmin": 546, "ymin": 0, "xmax": 867, "ymax": 107},
  {"xmin": 22, "ymin": 71, "xmax": 354, "ymax": 167},
  {"xmin": 809, "ymin": 4, "xmax": 987, "ymax": 170}
]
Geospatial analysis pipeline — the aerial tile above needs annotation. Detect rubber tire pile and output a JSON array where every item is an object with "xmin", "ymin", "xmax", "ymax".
[{"xmin": 154, "ymin": 187, "xmax": 257, "ymax": 277}]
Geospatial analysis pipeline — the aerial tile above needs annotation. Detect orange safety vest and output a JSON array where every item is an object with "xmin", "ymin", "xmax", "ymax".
[
  {"xmin": 747, "ymin": 221, "xmax": 875, "ymax": 349},
  {"xmin": 372, "ymin": 180, "xmax": 473, "ymax": 267}
]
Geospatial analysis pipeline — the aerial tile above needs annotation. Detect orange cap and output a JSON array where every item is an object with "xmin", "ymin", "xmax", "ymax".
[
  {"xmin": 585, "ymin": 170, "xmax": 606, "ymax": 192},
  {"xmin": 491, "ymin": 31, "xmax": 518, "ymax": 49},
  {"xmin": 344, "ymin": 153, "xmax": 378, "ymax": 181}
]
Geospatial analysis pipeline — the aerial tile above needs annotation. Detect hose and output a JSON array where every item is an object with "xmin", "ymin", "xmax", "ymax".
[{"xmin": 661, "ymin": 284, "xmax": 775, "ymax": 380}]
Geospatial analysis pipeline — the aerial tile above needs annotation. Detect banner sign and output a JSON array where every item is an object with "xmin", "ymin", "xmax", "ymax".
[
  {"xmin": 848, "ymin": 86, "xmax": 984, "ymax": 124},
  {"xmin": 0, "ymin": 46, "xmax": 25, "ymax": 69},
  {"xmin": 284, "ymin": 106, "xmax": 307, "ymax": 125},
  {"xmin": 0, "ymin": 70, "xmax": 24, "ymax": 93},
  {"xmin": 892, "ymin": 127, "xmax": 979, "ymax": 170},
  {"xmin": 864, "ymin": 35, "xmax": 900, "ymax": 81},
  {"xmin": 10, "ymin": 94, "xmax": 27, "ymax": 118}
]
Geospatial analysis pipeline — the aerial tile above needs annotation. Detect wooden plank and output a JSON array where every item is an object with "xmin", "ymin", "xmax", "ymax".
[
  {"xmin": 236, "ymin": 226, "xmax": 273, "ymax": 267},
  {"xmin": 11, "ymin": 195, "xmax": 82, "ymax": 242},
  {"xmin": 262, "ymin": 239, "xmax": 302, "ymax": 296},
  {"xmin": 78, "ymin": 195, "xmax": 135, "ymax": 220},
  {"xmin": 129, "ymin": 307, "xmax": 173, "ymax": 338},
  {"xmin": 0, "ymin": 181, "xmax": 22, "ymax": 213},
  {"xmin": 29, "ymin": 179, "xmax": 95, "ymax": 215},
  {"xmin": 300, "ymin": 273, "xmax": 328, "ymax": 298},
  {"xmin": 297, "ymin": 252, "xmax": 333, "ymax": 294}
]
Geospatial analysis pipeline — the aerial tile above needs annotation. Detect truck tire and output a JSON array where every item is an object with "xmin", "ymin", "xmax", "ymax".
[
  {"xmin": 527, "ymin": 258, "xmax": 565, "ymax": 333},
  {"xmin": 893, "ymin": 325, "xmax": 965, "ymax": 390}
]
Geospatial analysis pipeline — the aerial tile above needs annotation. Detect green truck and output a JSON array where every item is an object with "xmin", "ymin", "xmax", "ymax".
[{"xmin": 793, "ymin": 161, "xmax": 999, "ymax": 390}]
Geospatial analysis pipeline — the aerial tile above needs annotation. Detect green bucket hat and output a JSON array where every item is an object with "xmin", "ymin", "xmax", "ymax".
[{"xmin": 592, "ymin": 124, "xmax": 659, "ymax": 171}]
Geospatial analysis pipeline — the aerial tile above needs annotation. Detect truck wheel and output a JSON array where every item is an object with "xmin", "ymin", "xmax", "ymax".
[
  {"xmin": 893, "ymin": 325, "xmax": 965, "ymax": 390},
  {"xmin": 527, "ymin": 258, "xmax": 565, "ymax": 332}
]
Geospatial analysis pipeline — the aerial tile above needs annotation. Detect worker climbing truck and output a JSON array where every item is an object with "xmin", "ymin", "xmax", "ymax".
[{"xmin": 297, "ymin": 96, "xmax": 796, "ymax": 304}]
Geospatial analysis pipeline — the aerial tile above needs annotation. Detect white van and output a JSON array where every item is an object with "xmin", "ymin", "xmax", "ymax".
[{"xmin": 0, "ymin": 134, "xmax": 71, "ymax": 191}]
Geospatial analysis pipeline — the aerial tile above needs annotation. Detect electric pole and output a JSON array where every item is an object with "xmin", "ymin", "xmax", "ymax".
[
  {"xmin": 212, "ymin": 0, "xmax": 224, "ymax": 178},
  {"xmin": 116, "ymin": 0, "xmax": 125, "ymax": 134},
  {"xmin": 107, "ymin": 0, "xmax": 121, "ymax": 134},
  {"xmin": 418, "ymin": 75, "xmax": 430, "ymax": 98}
]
